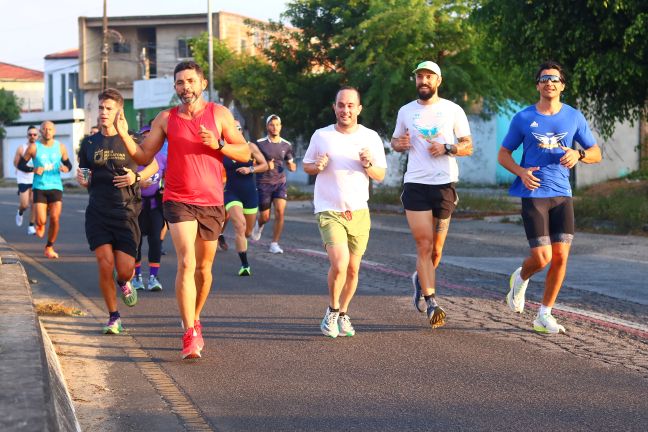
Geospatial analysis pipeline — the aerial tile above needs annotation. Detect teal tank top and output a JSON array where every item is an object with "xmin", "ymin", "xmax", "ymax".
[{"xmin": 32, "ymin": 141, "xmax": 63, "ymax": 191}]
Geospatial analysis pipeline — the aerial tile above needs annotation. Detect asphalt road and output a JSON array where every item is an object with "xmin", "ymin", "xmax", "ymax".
[{"xmin": 1, "ymin": 187, "xmax": 646, "ymax": 431}]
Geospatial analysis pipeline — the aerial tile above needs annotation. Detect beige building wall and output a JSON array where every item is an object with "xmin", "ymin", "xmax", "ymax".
[{"xmin": 0, "ymin": 81, "xmax": 44, "ymax": 112}]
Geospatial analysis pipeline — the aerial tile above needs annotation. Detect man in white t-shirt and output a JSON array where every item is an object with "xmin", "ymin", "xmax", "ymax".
[
  {"xmin": 303, "ymin": 87, "xmax": 387, "ymax": 338},
  {"xmin": 13, "ymin": 125, "xmax": 38, "ymax": 235},
  {"xmin": 391, "ymin": 61, "xmax": 473, "ymax": 329}
]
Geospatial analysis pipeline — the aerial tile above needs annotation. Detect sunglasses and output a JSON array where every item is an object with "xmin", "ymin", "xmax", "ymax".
[
  {"xmin": 28, "ymin": 133, "xmax": 38, "ymax": 137},
  {"xmin": 537, "ymin": 74, "xmax": 562, "ymax": 84}
]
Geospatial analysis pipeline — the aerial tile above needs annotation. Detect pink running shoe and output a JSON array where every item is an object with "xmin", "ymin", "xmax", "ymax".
[{"xmin": 181, "ymin": 328, "xmax": 201, "ymax": 359}]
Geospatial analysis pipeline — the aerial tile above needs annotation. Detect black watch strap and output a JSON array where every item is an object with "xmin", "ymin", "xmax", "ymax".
[
  {"xmin": 135, "ymin": 172, "xmax": 141, "ymax": 183},
  {"xmin": 578, "ymin": 149, "xmax": 586, "ymax": 161}
]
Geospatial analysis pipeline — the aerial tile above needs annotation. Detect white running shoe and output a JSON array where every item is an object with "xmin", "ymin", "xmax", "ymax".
[
  {"xmin": 15, "ymin": 210, "xmax": 23, "ymax": 227},
  {"xmin": 533, "ymin": 312, "xmax": 566, "ymax": 334},
  {"xmin": 250, "ymin": 221, "xmax": 264, "ymax": 242},
  {"xmin": 269, "ymin": 242, "xmax": 283, "ymax": 254},
  {"xmin": 320, "ymin": 307, "xmax": 339, "ymax": 338},
  {"xmin": 148, "ymin": 275, "xmax": 163, "ymax": 291},
  {"xmin": 506, "ymin": 267, "xmax": 529, "ymax": 313},
  {"xmin": 27, "ymin": 225, "xmax": 36, "ymax": 235},
  {"xmin": 337, "ymin": 314, "xmax": 355, "ymax": 337}
]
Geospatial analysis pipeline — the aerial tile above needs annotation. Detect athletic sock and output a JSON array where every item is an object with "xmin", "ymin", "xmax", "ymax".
[
  {"xmin": 29, "ymin": 222, "xmax": 34, "ymax": 227},
  {"xmin": 150, "ymin": 263, "xmax": 159, "ymax": 277},
  {"xmin": 46, "ymin": 241, "xmax": 54, "ymax": 248},
  {"xmin": 18, "ymin": 209, "xmax": 24, "ymax": 216},
  {"xmin": 539, "ymin": 305, "xmax": 552, "ymax": 316},
  {"xmin": 109, "ymin": 311, "xmax": 120, "ymax": 320},
  {"xmin": 238, "ymin": 251, "xmax": 249, "ymax": 267},
  {"xmin": 329, "ymin": 307, "xmax": 339, "ymax": 313},
  {"xmin": 339, "ymin": 312, "xmax": 346, "ymax": 317},
  {"xmin": 134, "ymin": 263, "xmax": 142, "ymax": 276},
  {"xmin": 424, "ymin": 295, "xmax": 438, "ymax": 308}
]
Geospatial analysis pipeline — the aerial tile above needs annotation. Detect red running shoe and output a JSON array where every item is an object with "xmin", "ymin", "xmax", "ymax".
[
  {"xmin": 181, "ymin": 328, "xmax": 201, "ymax": 359},
  {"xmin": 194, "ymin": 320, "xmax": 204, "ymax": 351}
]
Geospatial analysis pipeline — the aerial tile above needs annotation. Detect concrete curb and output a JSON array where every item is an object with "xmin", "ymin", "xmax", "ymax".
[{"xmin": 0, "ymin": 235, "xmax": 81, "ymax": 432}]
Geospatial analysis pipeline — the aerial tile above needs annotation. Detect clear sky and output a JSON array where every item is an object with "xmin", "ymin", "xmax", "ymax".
[{"xmin": 1, "ymin": 0, "xmax": 289, "ymax": 71}]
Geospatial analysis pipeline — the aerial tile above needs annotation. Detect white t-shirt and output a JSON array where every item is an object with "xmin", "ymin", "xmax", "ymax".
[
  {"xmin": 393, "ymin": 99, "xmax": 471, "ymax": 185},
  {"xmin": 16, "ymin": 143, "xmax": 34, "ymax": 185},
  {"xmin": 304, "ymin": 124, "xmax": 387, "ymax": 213}
]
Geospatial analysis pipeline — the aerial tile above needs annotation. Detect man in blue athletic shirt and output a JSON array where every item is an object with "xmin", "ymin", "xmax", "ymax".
[{"xmin": 498, "ymin": 60, "xmax": 602, "ymax": 334}]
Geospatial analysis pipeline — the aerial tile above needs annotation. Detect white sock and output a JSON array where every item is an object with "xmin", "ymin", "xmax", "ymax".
[
  {"xmin": 539, "ymin": 305, "xmax": 552, "ymax": 316},
  {"xmin": 425, "ymin": 297, "xmax": 438, "ymax": 308}
]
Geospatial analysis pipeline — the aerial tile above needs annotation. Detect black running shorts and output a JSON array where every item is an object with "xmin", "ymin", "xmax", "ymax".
[
  {"xmin": 521, "ymin": 197, "xmax": 574, "ymax": 248},
  {"xmin": 400, "ymin": 182, "xmax": 458, "ymax": 219},
  {"xmin": 85, "ymin": 206, "xmax": 140, "ymax": 257},
  {"xmin": 33, "ymin": 189, "xmax": 62, "ymax": 204}
]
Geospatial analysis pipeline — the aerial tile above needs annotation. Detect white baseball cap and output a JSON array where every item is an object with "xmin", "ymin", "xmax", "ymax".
[
  {"xmin": 413, "ymin": 61, "xmax": 441, "ymax": 77},
  {"xmin": 266, "ymin": 114, "xmax": 281, "ymax": 125}
]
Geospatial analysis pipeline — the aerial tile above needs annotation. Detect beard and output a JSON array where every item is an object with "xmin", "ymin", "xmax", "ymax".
[
  {"xmin": 417, "ymin": 85, "xmax": 436, "ymax": 100},
  {"xmin": 180, "ymin": 92, "xmax": 199, "ymax": 104}
]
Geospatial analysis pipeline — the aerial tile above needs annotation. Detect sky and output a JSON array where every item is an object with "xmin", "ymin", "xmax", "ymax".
[{"xmin": 0, "ymin": 0, "xmax": 289, "ymax": 71}]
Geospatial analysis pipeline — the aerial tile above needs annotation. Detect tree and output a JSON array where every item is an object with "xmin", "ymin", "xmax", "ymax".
[
  {"xmin": 0, "ymin": 88, "xmax": 21, "ymax": 139},
  {"xmin": 473, "ymin": 0, "xmax": 648, "ymax": 138}
]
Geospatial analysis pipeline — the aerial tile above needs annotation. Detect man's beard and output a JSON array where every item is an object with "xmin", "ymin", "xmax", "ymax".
[
  {"xmin": 417, "ymin": 85, "xmax": 436, "ymax": 100},
  {"xmin": 180, "ymin": 92, "xmax": 199, "ymax": 104}
]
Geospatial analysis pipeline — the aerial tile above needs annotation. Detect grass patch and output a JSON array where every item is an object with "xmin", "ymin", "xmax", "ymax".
[
  {"xmin": 575, "ymin": 179, "xmax": 648, "ymax": 235},
  {"xmin": 287, "ymin": 185, "xmax": 313, "ymax": 201},
  {"xmin": 35, "ymin": 302, "xmax": 85, "ymax": 317}
]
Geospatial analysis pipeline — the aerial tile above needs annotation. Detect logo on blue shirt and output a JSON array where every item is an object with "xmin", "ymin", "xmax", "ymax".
[{"xmin": 532, "ymin": 132, "xmax": 568, "ymax": 149}]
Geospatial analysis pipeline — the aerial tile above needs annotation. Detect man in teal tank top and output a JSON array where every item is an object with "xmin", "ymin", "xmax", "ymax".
[{"xmin": 18, "ymin": 121, "xmax": 72, "ymax": 258}]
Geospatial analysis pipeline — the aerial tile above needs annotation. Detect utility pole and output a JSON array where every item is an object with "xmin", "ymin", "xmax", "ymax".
[
  {"xmin": 101, "ymin": 0, "xmax": 108, "ymax": 92},
  {"xmin": 207, "ymin": 0, "xmax": 214, "ymax": 102}
]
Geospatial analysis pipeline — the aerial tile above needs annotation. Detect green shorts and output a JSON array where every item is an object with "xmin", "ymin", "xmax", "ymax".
[{"xmin": 316, "ymin": 209, "xmax": 371, "ymax": 256}]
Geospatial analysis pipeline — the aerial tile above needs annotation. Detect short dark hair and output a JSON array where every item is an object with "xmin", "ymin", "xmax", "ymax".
[
  {"xmin": 336, "ymin": 86, "xmax": 361, "ymax": 104},
  {"xmin": 27, "ymin": 125, "xmax": 37, "ymax": 132},
  {"xmin": 174, "ymin": 61, "xmax": 205, "ymax": 81},
  {"xmin": 535, "ymin": 60, "xmax": 566, "ymax": 83},
  {"xmin": 98, "ymin": 88, "xmax": 124, "ymax": 106}
]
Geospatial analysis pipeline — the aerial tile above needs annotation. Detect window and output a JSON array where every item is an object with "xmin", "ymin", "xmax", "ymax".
[
  {"xmin": 177, "ymin": 39, "xmax": 191, "ymax": 58},
  {"xmin": 113, "ymin": 42, "xmax": 131, "ymax": 53},
  {"xmin": 60, "ymin": 74, "xmax": 66, "ymax": 110},
  {"xmin": 240, "ymin": 38, "xmax": 247, "ymax": 53},
  {"xmin": 67, "ymin": 72, "xmax": 83, "ymax": 109},
  {"xmin": 47, "ymin": 74, "xmax": 53, "ymax": 111}
]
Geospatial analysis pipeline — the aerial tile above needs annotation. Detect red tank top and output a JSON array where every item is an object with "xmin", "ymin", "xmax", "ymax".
[{"xmin": 164, "ymin": 102, "xmax": 224, "ymax": 206}]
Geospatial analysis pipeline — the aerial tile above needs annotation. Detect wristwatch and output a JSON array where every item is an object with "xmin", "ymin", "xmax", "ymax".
[
  {"xmin": 216, "ymin": 139, "xmax": 226, "ymax": 150},
  {"xmin": 363, "ymin": 162, "xmax": 373, "ymax": 169},
  {"xmin": 444, "ymin": 143, "xmax": 455, "ymax": 155},
  {"xmin": 250, "ymin": 165, "xmax": 255, "ymax": 173},
  {"xmin": 134, "ymin": 172, "xmax": 141, "ymax": 184},
  {"xmin": 578, "ymin": 149, "xmax": 586, "ymax": 161}
]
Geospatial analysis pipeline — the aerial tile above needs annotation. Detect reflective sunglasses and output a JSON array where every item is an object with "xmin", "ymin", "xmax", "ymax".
[{"xmin": 537, "ymin": 74, "xmax": 562, "ymax": 84}]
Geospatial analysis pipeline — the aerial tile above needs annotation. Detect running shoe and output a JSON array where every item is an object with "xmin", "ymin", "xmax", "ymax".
[
  {"xmin": 250, "ymin": 221, "xmax": 264, "ymax": 242},
  {"xmin": 427, "ymin": 304, "xmax": 446, "ymax": 329},
  {"xmin": 27, "ymin": 225, "xmax": 36, "ymax": 235},
  {"xmin": 102, "ymin": 317, "xmax": 123, "ymax": 334},
  {"xmin": 44, "ymin": 246, "xmax": 59, "ymax": 259},
  {"xmin": 16, "ymin": 210, "xmax": 23, "ymax": 227},
  {"xmin": 217, "ymin": 235, "xmax": 229, "ymax": 251},
  {"xmin": 533, "ymin": 312, "xmax": 566, "ymax": 334},
  {"xmin": 147, "ymin": 275, "xmax": 163, "ymax": 291},
  {"xmin": 119, "ymin": 281, "xmax": 138, "ymax": 307},
  {"xmin": 411, "ymin": 271, "xmax": 425, "ymax": 313},
  {"xmin": 181, "ymin": 328, "xmax": 202, "ymax": 359},
  {"xmin": 238, "ymin": 266, "xmax": 251, "ymax": 276},
  {"xmin": 320, "ymin": 307, "xmax": 340, "ymax": 338},
  {"xmin": 194, "ymin": 319, "xmax": 204, "ymax": 350},
  {"xmin": 338, "ymin": 314, "xmax": 355, "ymax": 337},
  {"xmin": 269, "ymin": 242, "xmax": 283, "ymax": 254},
  {"xmin": 506, "ymin": 267, "xmax": 529, "ymax": 313},
  {"xmin": 131, "ymin": 274, "xmax": 144, "ymax": 290},
  {"xmin": 35, "ymin": 224, "xmax": 45, "ymax": 238}
]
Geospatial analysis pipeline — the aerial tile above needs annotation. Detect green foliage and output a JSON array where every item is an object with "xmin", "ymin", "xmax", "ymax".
[
  {"xmin": 0, "ymin": 88, "xmax": 21, "ymax": 139},
  {"xmin": 575, "ymin": 183, "xmax": 648, "ymax": 234},
  {"xmin": 473, "ymin": 0, "xmax": 648, "ymax": 138}
]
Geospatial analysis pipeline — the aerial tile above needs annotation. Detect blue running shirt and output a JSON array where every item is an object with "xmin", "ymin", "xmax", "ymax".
[
  {"xmin": 32, "ymin": 141, "xmax": 63, "ymax": 191},
  {"xmin": 501, "ymin": 104, "xmax": 596, "ymax": 198}
]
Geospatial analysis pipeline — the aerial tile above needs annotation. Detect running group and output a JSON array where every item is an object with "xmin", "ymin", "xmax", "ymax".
[{"xmin": 14, "ymin": 59, "xmax": 601, "ymax": 359}]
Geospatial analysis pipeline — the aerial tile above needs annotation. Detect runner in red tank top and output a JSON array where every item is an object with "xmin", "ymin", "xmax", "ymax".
[{"xmin": 118, "ymin": 61, "xmax": 250, "ymax": 359}]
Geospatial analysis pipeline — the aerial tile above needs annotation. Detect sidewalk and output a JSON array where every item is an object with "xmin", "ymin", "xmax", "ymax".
[{"xmin": 0, "ymin": 235, "xmax": 80, "ymax": 432}]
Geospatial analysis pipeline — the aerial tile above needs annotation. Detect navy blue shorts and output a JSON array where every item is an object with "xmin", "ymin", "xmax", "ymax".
[
  {"xmin": 225, "ymin": 178, "xmax": 259, "ymax": 212},
  {"xmin": 17, "ymin": 183, "xmax": 32, "ymax": 194},
  {"xmin": 257, "ymin": 182, "xmax": 287, "ymax": 211}
]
